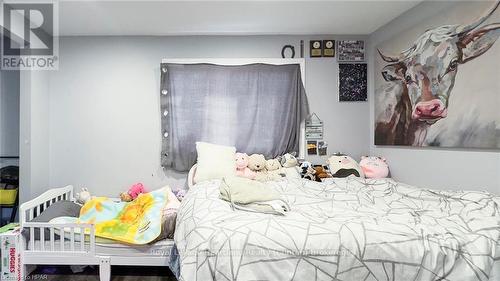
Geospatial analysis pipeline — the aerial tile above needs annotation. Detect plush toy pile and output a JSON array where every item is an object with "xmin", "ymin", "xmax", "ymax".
[
  {"xmin": 232, "ymin": 151, "xmax": 390, "ymax": 182},
  {"xmin": 234, "ymin": 152, "xmax": 299, "ymax": 182},
  {"xmin": 326, "ymin": 153, "xmax": 390, "ymax": 179}
]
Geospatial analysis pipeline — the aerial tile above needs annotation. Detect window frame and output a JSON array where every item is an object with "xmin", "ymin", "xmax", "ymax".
[{"xmin": 161, "ymin": 58, "xmax": 306, "ymax": 159}]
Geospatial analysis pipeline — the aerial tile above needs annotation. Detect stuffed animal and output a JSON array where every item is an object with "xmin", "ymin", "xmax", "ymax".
[
  {"xmin": 172, "ymin": 187, "xmax": 187, "ymax": 201},
  {"xmin": 129, "ymin": 183, "xmax": 147, "ymax": 199},
  {"xmin": 248, "ymin": 154, "xmax": 268, "ymax": 181},
  {"xmin": 327, "ymin": 153, "xmax": 364, "ymax": 178},
  {"xmin": 120, "ymin": 192, "xmax": 133, "ymax": 202},
  {"xmin": 299, "ymin": 161, "xmax": 317, "ymax": 181},
  {"xmin": 359, "ymin": 156, "xmax": 390, "ymax": 178},
  {"xmin": 265, "ymin": 158, "xmax": 285, "ymax": 181},
  {"xmin": 279, "ymin": 152, "xmax": 298, "ymax": 168},
  {"xmin": 120, "ymin": 183, "xmax": 148, "ymax": 202},
  {"xmin": 75, "ymin": 187, "xmax": 92, "ymax": 205},
  {"xmin": 235, "ymin": 153, "xmax": 257, "ymax": 180},
  {"xmin": 313, "ymin": 165, "xmax": 332, "ymax": 181},
  {"xmin": 277, "ymin": 152, "xmax": 301, "ymax": 178}
]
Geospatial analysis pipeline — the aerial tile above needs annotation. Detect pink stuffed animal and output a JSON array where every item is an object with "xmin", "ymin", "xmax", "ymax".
[
  {"xmin": 235, "ymin": 153, "xmax": 256, "ymax": 180},
  {"xmin": 359, "ymin": 156, "xmax": 390, "ymax": 179},
  {"xmin": 128, "ymin": 183, "xmax": 148, "ymax": 200}
]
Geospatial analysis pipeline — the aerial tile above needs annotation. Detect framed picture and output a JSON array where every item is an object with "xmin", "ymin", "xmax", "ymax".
[
  {"xmin": 318, "ymin": 141, "xmax": 328, "ymax": 156},
  {"xmin": 322, "ymin": 40, "xmax": 335, "ymax": 57},
  {"xmin": 310, "ymin": 40, "xmax": 322, "ymax": 57},
  {"xmin": 374, "ymin": 3, "xmax": 500, "ymax": 148},
  {"xmin": 337, "ymin": 40, "xmax": 365, "ymax": 62},
  {"xmin": 339, "ymin": 63, "xmax": 367, "ymax": 102},
  {"xmin": 307, "ymin": 141, "xmax": 318, "ymax": 155}
]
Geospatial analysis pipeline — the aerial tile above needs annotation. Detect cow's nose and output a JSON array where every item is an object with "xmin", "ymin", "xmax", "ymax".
[{"xmin": 412, "ymin": 99, "xmax": 447, "ymax": 120}]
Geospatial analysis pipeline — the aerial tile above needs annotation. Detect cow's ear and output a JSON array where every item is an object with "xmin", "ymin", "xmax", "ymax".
[
  {"xmin": 381, "ymin": 63, "xmax": 405, "ymax": 82},
  {"xmin": 458, "ymin": 23, "xmax": 500, "ymax": 63}
]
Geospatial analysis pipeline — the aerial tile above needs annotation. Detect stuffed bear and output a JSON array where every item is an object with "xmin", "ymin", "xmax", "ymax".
[
  {"xmin": 235, "ymin": 152, "xmax": 257, "ymax": 180},
  {"xmin": 313, "ymin": 165, "xmax": 332, "ymax": 181},
  {"xmin": 265, "ymin": 158, "xmax": 285, "ymax": 181},
  {"xmin": 359, "ymin": 156, "xmax": 390, "ymax": 178},
  {"xmin": 120, "ymin": 192, "xmax": 133, "ymax": 202},
  {"xmin": 327, "ymin": 153, "xmax": 364, "ymax": 178},
  {"xmin": 248, "ymin": 154, "xmax": 268, "ymax": 181}
]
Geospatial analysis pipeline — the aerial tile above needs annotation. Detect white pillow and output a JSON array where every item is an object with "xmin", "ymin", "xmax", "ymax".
[{"xmin": 194, "ymin": 142, "xmax": 236, "ymax": 183}]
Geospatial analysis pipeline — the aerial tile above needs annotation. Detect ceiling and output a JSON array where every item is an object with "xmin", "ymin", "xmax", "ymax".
[{"xmin": 56, "ymin": 1, "xmax": 422, "ymax": 36}]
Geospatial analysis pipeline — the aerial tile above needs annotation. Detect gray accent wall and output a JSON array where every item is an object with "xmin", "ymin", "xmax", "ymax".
[
  {"xmin": 23, "ymin": 35, "xmax": 370, "ymax": 198},
  {"xmin": 368, "ymin": 1, "xmax": 500, "ymax": 194}
]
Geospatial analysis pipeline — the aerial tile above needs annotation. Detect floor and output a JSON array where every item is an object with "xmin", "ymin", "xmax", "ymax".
[{"xmin": 29, "ymin": 265, "xmax": 177, "ymax": 281}]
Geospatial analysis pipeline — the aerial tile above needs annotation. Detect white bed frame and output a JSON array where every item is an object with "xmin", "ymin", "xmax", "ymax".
[{"xmin": 20, "ymin": 185, "xmax": 172, "ymax": 281}]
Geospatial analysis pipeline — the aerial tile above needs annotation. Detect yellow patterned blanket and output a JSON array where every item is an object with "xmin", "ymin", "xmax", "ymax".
[{"xmin": 78, "ymin": 188, "xmax": 168, "ymax": 244}]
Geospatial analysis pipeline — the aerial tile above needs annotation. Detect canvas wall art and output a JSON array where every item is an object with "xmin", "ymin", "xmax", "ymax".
[
  {"xmin": 339, "ymin": 63, "xmax": 367, "ymax": 102},
  {"xmin": 374, "ymin": 2, "xmax": 500, "ymax": 149}
]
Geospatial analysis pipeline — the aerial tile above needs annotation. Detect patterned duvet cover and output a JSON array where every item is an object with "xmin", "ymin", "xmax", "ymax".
[{"xmin": 174, "ymin": 177, "xmax": 500, "ymax": 281}]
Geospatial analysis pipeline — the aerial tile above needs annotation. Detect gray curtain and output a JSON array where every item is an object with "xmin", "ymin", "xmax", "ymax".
[{"xmin": 160, "ymin": 63, "xmax": 309, "ymax": 172}]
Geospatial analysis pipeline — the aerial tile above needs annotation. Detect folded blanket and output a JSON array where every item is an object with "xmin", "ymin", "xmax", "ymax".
[
  {"xmin": 219, "ymin": 177, "xmax": 290, "ymax": 215},
  {"xmin": 78, "ymin": 188, "xmax": 168, "ymax": 244}
]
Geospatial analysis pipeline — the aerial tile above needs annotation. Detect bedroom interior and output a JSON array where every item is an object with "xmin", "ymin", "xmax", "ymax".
[{"xmin": 0, "ymin": 1, "xmax": 499, "ymax": 281}]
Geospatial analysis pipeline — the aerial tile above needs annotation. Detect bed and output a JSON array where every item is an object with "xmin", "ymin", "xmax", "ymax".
[
  {"xmin": 19, "ymin": 185, "xmax": 174, "ymax": 281},
  {"xmin": 174, "ymin": 176, "xmax": 500, "ymax": 281}
]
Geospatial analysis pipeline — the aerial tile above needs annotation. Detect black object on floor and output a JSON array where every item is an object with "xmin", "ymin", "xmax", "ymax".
[{"xmin": 30, "ymin": 265, "xmax": 177, "ymax": 281}]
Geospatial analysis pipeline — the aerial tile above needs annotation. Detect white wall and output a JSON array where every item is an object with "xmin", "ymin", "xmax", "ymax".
[
  {"xmin": 23, "ymin": 35, "xmax": 370, "ymax": 198},
  {"xmin": 0, "ymin": 70, "xmax": 20, "ymax": 159},
  {"xmin": 19, "ymin": 70, "xmax": 50, "ymax": 203},
  {"xmin": 368, "ymin": 1, "xmax": 500, "ymax": 194}
]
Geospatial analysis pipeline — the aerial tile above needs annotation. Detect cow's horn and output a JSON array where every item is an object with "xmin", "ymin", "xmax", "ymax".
[
  {"xmin": 458, "ymin": 1, "xmax": 500, "ymax": 34},
  {"xmin": 377, "ymin": 49, "xmax": 399, "ymax": 63}
]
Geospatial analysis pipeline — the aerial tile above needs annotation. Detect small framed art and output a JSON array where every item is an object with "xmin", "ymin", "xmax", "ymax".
[
  {"xmin": 322, "ymin": 40, "xmax": 335, "ymax": 57},
  {"xmin": 337, "ymin": 40, "xmax": 365, "ymax": 62},
  {"xmin": 307, "ymin": 141, "xmax": 318, "ymax": 155},
  {"xmin": 310, "ymin": 40, "xmax": 322, "ymax": 57},
  {"xmin": 338, "ymin": 63, "xmax": 367, "ymax": 102}
]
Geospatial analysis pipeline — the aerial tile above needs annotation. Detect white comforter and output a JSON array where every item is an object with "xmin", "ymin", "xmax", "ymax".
[{"xmin": 174, "ymin": 177, "xmax": 500, "ymax": 281}]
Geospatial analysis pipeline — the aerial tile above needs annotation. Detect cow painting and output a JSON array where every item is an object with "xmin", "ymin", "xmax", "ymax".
[{"xmin": 375, "ymin": 2, "xmax": 500, "ymax": 148}]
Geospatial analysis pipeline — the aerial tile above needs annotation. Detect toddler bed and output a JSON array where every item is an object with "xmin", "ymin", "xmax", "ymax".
[
  {"xmin": 174, "ymin": 176, "xmax": 500, "ymax": 281},
  {"xmin": 19, "ymin": 185, "xmax": 174, "ymax": 281}
]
